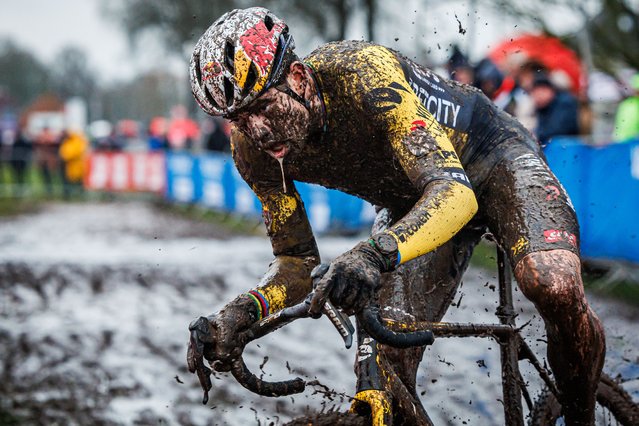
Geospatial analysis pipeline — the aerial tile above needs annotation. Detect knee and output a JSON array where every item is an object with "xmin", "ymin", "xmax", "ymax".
[{"xmin": 514, "ymin": 250, "xmax": 586, "ymax": 313}]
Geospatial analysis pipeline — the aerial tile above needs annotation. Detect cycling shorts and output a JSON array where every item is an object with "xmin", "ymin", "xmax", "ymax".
[{"xmin": 473, "ymin": 141, "xmax": 580, "ymax": 266}]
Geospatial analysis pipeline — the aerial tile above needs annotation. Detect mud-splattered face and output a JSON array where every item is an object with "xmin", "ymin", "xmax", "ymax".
[{"xmin": 228, "ymin": 85, "xmax": 311, "ymax": 159}]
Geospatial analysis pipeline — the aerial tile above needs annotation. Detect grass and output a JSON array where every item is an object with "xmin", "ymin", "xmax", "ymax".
[
  {"xmin": 581, "ymin": 260, "xmax": 639, "ymax": 305},
  {"xmin": 470, "ymin": 240, "xmax": 639, "ymax": 306},
  {"xmin": 469, "ymin": 239, "xmax": 500, "ymax": 272},
  {"xmin": 587, "ymin": 278, "xmax": 639, "ymax": 303},
  {"xmin": 0, "ymin": 197, "xmax": 42, "ymax": 217},
  {"xmin": 1, "ymin": 164, "xmax": 265, "ymax": 234},
  {"xmin": 0, "ymin": 409, "xmax": 23, "ymax": 426},
  {"xmin": 0, "ymin": 165, "xmax": 84, "ymax": 216}
]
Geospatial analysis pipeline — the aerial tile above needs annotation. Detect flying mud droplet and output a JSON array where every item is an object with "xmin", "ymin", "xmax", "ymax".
[
  {"xmin": 277, "ymin": 157, "xmax": 287, "ymax": 193},
  {"xmin": 455, "ymin": 14, "xmax": 467, "ymax": 35}
]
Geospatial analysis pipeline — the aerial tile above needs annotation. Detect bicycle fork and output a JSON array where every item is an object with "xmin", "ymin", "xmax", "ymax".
[
  {"xmin": 351, "ymin": 324, "xmax": 393, "ymax": 426},
  {"xmin": 351, "ymin": 322, "xmax": 433, "ymax": 426}
]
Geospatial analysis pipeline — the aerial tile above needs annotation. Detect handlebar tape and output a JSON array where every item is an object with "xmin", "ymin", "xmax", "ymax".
[
  {"xmin": 359, "ymin": 306, "xmax": 434, "ymax": 348},
  {"xmin": 231, "ymin": 358, "xmax": 306, "ymax": 397}
]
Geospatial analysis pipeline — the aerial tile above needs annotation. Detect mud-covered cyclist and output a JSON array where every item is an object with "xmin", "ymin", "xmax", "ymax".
[{"xmin": 186, "ymin": 8, "xmax": 605, "ymax": 425}]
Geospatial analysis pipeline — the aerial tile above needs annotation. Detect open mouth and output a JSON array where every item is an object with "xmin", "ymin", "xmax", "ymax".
[{"xmin": 265, "ymin": 142, "xmax": 289, "ymax": 159}]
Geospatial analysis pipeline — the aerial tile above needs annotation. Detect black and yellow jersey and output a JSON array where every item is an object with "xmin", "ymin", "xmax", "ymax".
[
  {"xmin": 231, "ymin": 40, "xmax": 534, "ymax": 313},
  {"xmin": 305, "ymin": 41, "xmax": 535, "ymax": 184}
]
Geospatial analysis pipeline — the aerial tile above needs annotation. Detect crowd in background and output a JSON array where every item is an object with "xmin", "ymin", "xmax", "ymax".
[
  {"xmin": 0, "ymin": 103, "xmax": 232, "ymax": 197},
  {"xmin": 1, "ymin": 39, "xmax": 638, "ymax": 199},
  {"xmin": 447, "ymin": 45, "xmax": 580, "ymax": 146},
  {"xmin": 88, "ymin": 105, "xmax": 231, "ymax": 154},
  {"xmin": 445, "ymin": 44, "xmax": 639, "ymax": 147}
]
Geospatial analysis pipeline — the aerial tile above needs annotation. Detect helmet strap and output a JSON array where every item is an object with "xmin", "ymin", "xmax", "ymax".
[
  {"xmin": 305, "ymin": 63, "xmax": 328, "ymax": 134},
  {"xmin": 274, "ymin": 64, "xmax": 327, "ymax": 136},
  {"xmin": 274, "ymin": 83, "xmax": 311, "ymax": 110}
]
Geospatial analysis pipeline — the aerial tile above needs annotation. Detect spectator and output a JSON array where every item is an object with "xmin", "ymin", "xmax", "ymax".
[
  {"xmin": 204, "ymin": 117, "xmax": 231, "ymax": 152},
  {"xmin": 148, "ymin": 117, "xmax": 169, "ymax": 151},
  {"xmin": 447, "ymin": 45, "xmax": 474, "ymax": 85},
  {"xmin": 474, "ymin": 58, "xmax": 517, "ymax": 115},
  {"xmin": 506, "ymin": 60, "xmax": 547, "ymax": 131},
  {"xmin": 529, "ymin": 73, "xmax": 579, "ymax": 147},
  {"xmin": 9, "ymin": 129, "xmax": 32, "ymax": 196},
  {"xmin": 516, "ymin": 60, "xmax": 548, "ymax": 93},
  {"xmin": 167, "ymin": 105, "xmax": 200, "ymax": 151},
  {"xmin": 33, "ymin": 126, "xmax": 61, "ymax": 195},
  {"xmin": 59, "ymin": 129, "xmax": 88, "ymax": 198},
  {"xmin": 95, "ymin": 129, "xmax": 125, "ymax": 152},
  {"xmin": 613, "ymin": 73, "xmax": 639, "ymax": 142}
]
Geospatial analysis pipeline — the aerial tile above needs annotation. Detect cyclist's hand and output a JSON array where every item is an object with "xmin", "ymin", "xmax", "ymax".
[
  {"xmin": 186, "ymin": 297, "xmax": 255, "ymax": 375},
  {"xmin": 309, "ymin": 240, "xmax": 390, "ymax": 315}
]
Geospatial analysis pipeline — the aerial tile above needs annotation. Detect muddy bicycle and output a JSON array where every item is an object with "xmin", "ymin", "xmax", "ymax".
[{"xmin": 191, "ymin": 245, "xmax": 639, "ymax": 425}]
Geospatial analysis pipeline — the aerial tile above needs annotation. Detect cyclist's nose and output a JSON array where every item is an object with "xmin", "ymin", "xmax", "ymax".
[{"xmin": 246, "ymin": 117, "xmax": 272, "ymax": 143}]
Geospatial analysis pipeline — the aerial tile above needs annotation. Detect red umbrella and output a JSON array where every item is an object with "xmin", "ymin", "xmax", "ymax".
[{"xmin": 488, "ymin": 33, "xmax": 584, "ymax": 95}]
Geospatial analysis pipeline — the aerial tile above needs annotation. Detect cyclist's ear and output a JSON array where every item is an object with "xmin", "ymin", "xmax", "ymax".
[{"xmin": 285, "ymin": 61, "xmax": 310, "ymax": 96}]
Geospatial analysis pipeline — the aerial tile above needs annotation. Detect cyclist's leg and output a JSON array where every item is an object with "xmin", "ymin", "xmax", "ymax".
[
  {"xmin": 371, "ymin": 208, "xmax": 481, "ymax": 395},
  {"xmin": 478, "ymin": 143, "xmax": 605, "ymax": 426}
]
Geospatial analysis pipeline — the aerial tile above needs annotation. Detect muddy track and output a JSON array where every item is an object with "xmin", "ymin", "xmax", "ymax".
[{"xmin": 0, "ymin": 202, "xmax": 637, "ymax": 425}]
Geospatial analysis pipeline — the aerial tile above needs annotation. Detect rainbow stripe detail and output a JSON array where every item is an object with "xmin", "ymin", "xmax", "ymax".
[{"xmin": 247, "ymin": 290, "xmax": 270, "ymax": 320}]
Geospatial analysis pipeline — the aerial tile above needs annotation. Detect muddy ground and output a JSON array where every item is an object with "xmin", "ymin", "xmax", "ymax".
[{"xmin": 0, "ymin": 201, "xmax": 637, "ymax": 425}]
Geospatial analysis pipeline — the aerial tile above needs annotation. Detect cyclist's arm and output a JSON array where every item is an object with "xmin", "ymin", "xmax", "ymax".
[
  {"xmin": 359, "ymin": 47, "xmax": 478, "ymax": 265},
  {"xmin": 231, "ymin": 129, "xmax": 320, "ymax": 319}
]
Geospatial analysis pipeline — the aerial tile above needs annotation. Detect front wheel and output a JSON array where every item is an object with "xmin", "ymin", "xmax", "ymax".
[{"xmin": 529, "ymin": 373, "xmax": 639, "ymax": 425}]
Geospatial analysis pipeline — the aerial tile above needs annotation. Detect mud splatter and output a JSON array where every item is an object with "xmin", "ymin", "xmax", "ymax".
[{"xmin": 455, "ymin": 14, "xmax": 467, "ymax": 35}]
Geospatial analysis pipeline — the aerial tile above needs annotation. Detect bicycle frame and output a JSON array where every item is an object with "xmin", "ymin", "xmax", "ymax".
[
  {"xmin": 362, "ymin": 245, "xmax": 560, "ymax": 426},
  {"xmin": 208, "ymin": 245, "xmax": 562, "ymax": 426}
]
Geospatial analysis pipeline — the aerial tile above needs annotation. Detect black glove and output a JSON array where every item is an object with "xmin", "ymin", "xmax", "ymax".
[
  {"xmin": 309, "ymin": 234, "xmax": 398, "ymax": 315},
  {"xmin": 187, "ymin": 296, "xmax": 257, "ymax": 378}
]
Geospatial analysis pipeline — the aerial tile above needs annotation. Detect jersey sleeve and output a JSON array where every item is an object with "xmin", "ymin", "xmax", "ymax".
[
  {"xmin": 355, "ymin": 46, "xmax": 478, "ymax": 264},
  {"xmin": 231, "ymin": 129, "xmax": 319, "ymax": 315}
]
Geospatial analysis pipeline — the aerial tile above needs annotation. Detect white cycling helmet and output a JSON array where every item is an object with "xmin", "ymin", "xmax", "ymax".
[{"xmin": 190, "ymin": 7, "xmax": 295, "ymax": 116}]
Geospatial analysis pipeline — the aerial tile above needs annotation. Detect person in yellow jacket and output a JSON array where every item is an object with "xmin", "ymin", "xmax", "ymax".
[{"xmin": 59, "ymin": 129, "xmax": 88, "ymax": 197}]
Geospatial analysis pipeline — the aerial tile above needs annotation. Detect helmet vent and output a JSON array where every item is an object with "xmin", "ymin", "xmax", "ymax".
[
  {"xmin": 203, "ymin": 86, "xmax": 220, "ymax": 111},
  {"xmin": 193, "ymin": 52, "xmax": 203, "ymax": 87},
  {"xmin": 223, "ymin": 76, "xmax": 234, "ymax": 107},
  {"xmin": 267, "ymin": 36, "xmax": 285, "ymax": 87},
  {"xmin": 224, "ymin": 41, "xmax": 235, "ymax": 74},
  {"xmin": 243, "ymin": 62, "xmax": 258, "ymax": 97},
  {"xmin": 264, "ymin": 14, "xmax": 275, "ymax": 31}
]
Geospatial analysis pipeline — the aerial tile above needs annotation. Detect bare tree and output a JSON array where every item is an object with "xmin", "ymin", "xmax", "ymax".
[
  {"xmin": 107, "ymin": 0, "xmax": 381, "ymax": 51},
  {"xmin": 0, "ymin": 39, "xmax": 51, "ymax": 110},
  {"xmin": 262, "ymin": 0, "xmax": 354, "ymax": 41},
  {"xmin": 100, "ymin": 70, "xmax": 182, "ymax": 122},
  {"xmin": 103, "ymin": 0, "xmax": 242, "ymax": 55},
  {"xmin": 50, "ymin": 47, "xmax": 97, "ymax": 101},
  {"xmin": 266, "ymin": 0, "xmax": 379, "ymax": 41},
  {"xmin": 586, "ymin": 0, "xmax": 639, "ymax": 71},
  {"xmin": 363, "ymin": 0, "xmax": 378, "ymax": 41}
]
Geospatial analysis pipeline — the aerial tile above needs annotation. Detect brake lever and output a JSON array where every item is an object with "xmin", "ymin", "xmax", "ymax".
[
  {"xmin": 309, "ymin": 263, "xmax": 355, "ymax": 349},
  {"xmin": 322, "ymin": 299, "xmax": 355, "ymax": 348}
]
